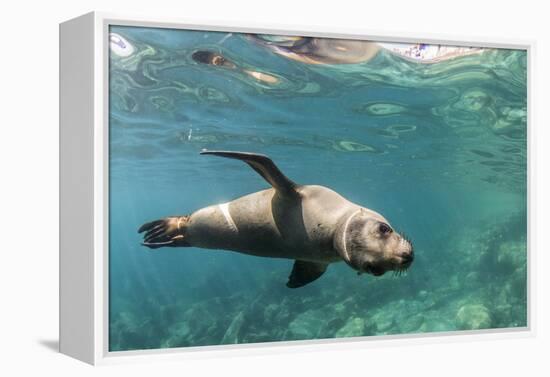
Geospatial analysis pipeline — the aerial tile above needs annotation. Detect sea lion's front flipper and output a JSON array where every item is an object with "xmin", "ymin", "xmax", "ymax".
[
  {"xmin": 200, "ymin": 150, "xmax": 298, "ymax": 196},
  {"xmin": 286, "ymin": 260, "xmax": 328, "ymax": 288}
]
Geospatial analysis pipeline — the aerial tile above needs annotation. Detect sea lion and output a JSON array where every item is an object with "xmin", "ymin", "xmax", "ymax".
[{"xmin": 138, "ymin": 151, "xmax": 414, "ymax": 288}]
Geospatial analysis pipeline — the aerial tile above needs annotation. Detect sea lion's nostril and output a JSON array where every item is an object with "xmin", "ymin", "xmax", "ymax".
[{"xmin": 401, "ymin": 251, "xmax": 414, "ymax": 263}]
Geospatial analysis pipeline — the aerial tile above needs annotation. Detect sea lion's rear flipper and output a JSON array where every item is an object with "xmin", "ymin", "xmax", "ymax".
[
  {"xmin": 138, "ymin": 216, "xmax": 191, "ymax": 249},
  {"xmin": 200, "ymin": 150, "xmax": 298, "ymax": 196},
  {"xmin": 286, "ymin": 260, "xmax": 328, "ymax": 288}
]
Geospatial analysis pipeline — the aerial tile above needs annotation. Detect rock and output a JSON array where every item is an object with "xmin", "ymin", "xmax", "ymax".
[
  {"xmin": 335, "ymin": 317, "xmax": 366, "ymax": 338},
  {"xmin": 371, "ymin": 311, "xmax": 396, "ymax": 334},
  {"xmin": 318, "ymin": 317, "xmax": 346, "ymax": 338},
  {"xmin": 110, "ymin": 311, "xmax": 150, "ymax": 350},
  {"xmin": 163, "ymin": 299, "xmax": 232, "ymax": 346},
  {"xmin": 377, "ymin": 318, "xmax": 395, "ymax": 333},
  {"xmin": 455, "ymin": 304, "xmax": 492, "ymax": 330},
  {"xmin": 496, "ymin": 240, "xmax": 527, "ymax": 275},
  {"xmin": 492, "ymin": 303, "xmax": 513, "ymax": 327},
  {"xmin": 246, "ymin": 331, "xmax": 274, "ymax": 343},
  {"xmin": 221, "ymin": 312, "xmax": 246, "ymax": 344},
  {"xmin": 161, "ymin": 321, "xmax": 191, "ymax": 348},
  {"xmin": 448, "ymin": 275, "xmax": 460, "ymax": 291},
  {"xmin": 263, "ymin": 303, "xmax": 280, "ymax": 324},
  {"xmin": 286, "ymin": 309, "xmax": 325, "ymax": 340},
  {"xmin": 464, "ymin": 271, "xmax": 480, "ymax": 289},
  {"xmin": 400, "ymin": 314, "xmax": 425, "ymax": 333},
  {"xmin": 334, "ymin": 297, "xmax": 356, "ymax": 315},
  {"xmin": 419, "ymin": 318, "xmax": 455, "ymax": 333}
]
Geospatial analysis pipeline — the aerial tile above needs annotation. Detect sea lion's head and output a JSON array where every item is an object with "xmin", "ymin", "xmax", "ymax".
[{"xmin": 334, "ymin": 208, "xmax": 414, "ymax": 276}]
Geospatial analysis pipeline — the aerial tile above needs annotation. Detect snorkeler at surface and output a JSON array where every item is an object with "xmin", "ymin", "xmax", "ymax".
[
  {"xmin": 248, "ymin": 35, "xmax": 484, "ymax": 65},
  {"xmin": 191, "ymin": 50, "xmax": 280, "ymax": 84},
  {"xmin": 248, "ymin": 35, "xmax": 381, "ymax": 65}
]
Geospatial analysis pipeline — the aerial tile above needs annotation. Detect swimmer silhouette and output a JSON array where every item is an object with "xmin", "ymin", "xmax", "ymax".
[
  {"xmin": 191, "ymin": 50, "xmax": 279, "ymax": 84},
  {"xmin": 249, "ymin": 35, "xmax": 484, "ymax": 65},
  {"xmin": 248, "ymin": 36, "xmax": 380, "ymax": 64}
]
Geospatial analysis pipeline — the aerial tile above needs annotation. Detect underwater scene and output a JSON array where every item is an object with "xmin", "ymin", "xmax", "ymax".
[{"xmin": 108, "ymin": 26, "xmax": 527, "ymax": 351}]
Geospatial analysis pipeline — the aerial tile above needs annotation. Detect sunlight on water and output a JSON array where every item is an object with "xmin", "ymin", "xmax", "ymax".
[{"xmin": 108, "ymin": 26, "xmax": 527, "ymax": 351}]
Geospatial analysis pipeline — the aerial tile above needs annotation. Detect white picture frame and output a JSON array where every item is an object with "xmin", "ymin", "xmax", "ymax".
[{"xmin": 59, "ymin": 11, "xmax": 534, "ymax": 365}]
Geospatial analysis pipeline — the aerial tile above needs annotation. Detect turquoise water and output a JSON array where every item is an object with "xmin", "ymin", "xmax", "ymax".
[{"xmin": 108, "ymin": 26, "xmax": 527, "ymax": 351}]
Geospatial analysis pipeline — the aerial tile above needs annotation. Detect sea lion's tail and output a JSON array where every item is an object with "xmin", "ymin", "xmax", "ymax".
[{"xmin": 138, "ymin": 216, "xmax": 191, "ymax": 249}]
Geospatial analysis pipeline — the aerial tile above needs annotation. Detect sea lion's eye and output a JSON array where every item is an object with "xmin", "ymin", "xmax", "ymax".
[{"xmin": 379, "ymin": 223, "xmax": 392, "ymax": 234}]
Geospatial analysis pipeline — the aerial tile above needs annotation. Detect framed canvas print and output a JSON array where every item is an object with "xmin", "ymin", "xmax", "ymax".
[{"xmin": 60, "ymin": 12, "xmax": 532, "ymax": 365}]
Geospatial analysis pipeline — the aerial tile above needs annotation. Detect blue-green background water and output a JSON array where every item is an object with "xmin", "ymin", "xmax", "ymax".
[{"xmin": 108, "ymin": 26, "xmax": 527, "ymax": 351}]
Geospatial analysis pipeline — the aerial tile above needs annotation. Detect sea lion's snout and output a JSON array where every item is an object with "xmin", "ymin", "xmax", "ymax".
[
  {"xmin": 393, "ymin": 237, "xmax": 414, "ymax": 275},
  {"xmin": 398, "ymin": 237, "xmax": 414, "ymax": 263},
  {"xmin": 366, "ymin": 238, "xmax": 413, "ymax": 276},
  {"xmin": 400, "ymin": 249, "xmax": 414, "ymax": 264}
]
